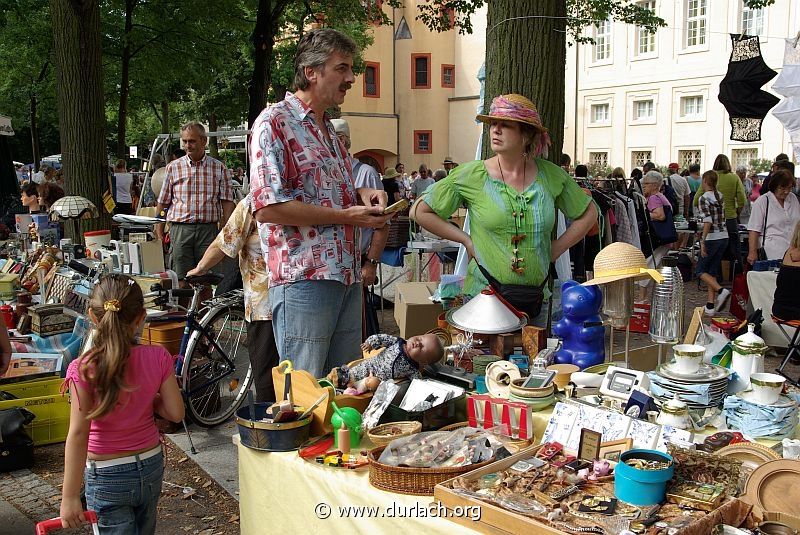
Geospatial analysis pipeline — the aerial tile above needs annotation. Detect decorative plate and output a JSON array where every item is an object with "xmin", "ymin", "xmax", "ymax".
[
  {"xmin": 715, "ymin": 442, "xmax": 781, "ymax": 473},
  {"xmin": 656, "ymin": 363, "xmax": 731, "ymax": 383},
  {"xmin": 743, "ymin": 459, "xmax": 800, "ymax": 516},
  {"xmin": 737, "ymin": 391, "xmax": 798, "ymax": 408}
]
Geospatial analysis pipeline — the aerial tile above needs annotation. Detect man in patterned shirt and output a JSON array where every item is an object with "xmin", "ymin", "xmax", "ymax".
[
  {"xmin": 249, "ymin": 29, "xmax": 391, "ymax": 378},
  {"xmin": 156, "ymin": 121, "xmax": 235, "ymax": 282}
]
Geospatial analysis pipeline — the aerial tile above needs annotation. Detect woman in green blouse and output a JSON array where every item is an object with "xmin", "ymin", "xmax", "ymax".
[{"xmin": 412, "ymin": 94, "xmax": 597, "ymax": 303}]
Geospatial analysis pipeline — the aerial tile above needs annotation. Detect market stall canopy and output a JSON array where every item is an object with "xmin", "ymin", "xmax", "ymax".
[{"xmin": 49, "ymin": 196, "xmax": 99, "ymax": 221}]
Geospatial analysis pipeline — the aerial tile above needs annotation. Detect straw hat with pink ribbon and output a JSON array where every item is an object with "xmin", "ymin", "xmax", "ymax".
[{"xmin": 476, "ymin": 94, "xmax": 552, "ymax": 157}]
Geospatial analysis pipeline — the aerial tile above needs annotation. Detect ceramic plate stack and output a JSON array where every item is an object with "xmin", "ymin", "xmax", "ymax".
[{"xmin": 652, "ymin": 363, "xmax": 732, "ymax": 410}]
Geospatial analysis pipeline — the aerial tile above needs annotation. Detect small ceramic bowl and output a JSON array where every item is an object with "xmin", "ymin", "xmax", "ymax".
[
  {"xmin": 509, "ymin": 379, "xmax": 554, "ymax": 399},
  {"xmin": 547, "ymin": 364, "xmax": 580, "ymax": 389}
]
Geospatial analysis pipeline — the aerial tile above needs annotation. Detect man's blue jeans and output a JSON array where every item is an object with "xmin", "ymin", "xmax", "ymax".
[{"xmin": 271, "ymin": 280, "xmax": 362, "ymax": 378}]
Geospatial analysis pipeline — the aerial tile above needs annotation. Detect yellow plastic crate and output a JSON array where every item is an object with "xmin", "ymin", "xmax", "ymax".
[{"xmin": 0, "ymin": 377, "xmax": 70, "ymax": 445}]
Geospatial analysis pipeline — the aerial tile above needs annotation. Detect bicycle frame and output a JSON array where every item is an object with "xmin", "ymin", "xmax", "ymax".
[{"xmin": 147, "ymin": 290, "xmax": 244, "ymax": 399}]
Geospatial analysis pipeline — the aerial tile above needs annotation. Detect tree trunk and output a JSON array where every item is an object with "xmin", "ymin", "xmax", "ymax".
[
  {"xmin": 50, "ymin": 0, "xmax": 110, "ymax": 239},
  {"xmin": 161, "ymin": 100, "xmax": 169, "ymax": 133},
  {"xmin": 116, "ymin": 0, "xmax": 135, "ymax": 159},
  {"xmin": 483, "ymin": 1, "xmax": 567, "ymax": 164},
  {"xmin": 208, "ymin": 112, "xmax": 218, "ymax": 158},
  {"xmin": 30, "ymin": 92, "xmax": 40, "ymax": 172},
  {"xmin": 247, "ymin": 0, "xmax": 278, "ymax": 127}
]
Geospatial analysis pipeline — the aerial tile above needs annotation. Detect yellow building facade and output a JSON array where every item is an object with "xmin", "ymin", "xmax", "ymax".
[{"xmin": 342, "ymin": 3, "xmax": 486, "ymax": 175}]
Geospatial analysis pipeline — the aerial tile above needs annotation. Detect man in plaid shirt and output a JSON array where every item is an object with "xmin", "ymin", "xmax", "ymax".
[{"xmin": 156, "ymin": 121, "xmax": 235, "ymax": 280}]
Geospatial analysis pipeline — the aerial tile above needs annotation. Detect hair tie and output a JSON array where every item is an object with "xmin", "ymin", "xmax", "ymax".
[{"xmin": 104, "ymin": 299, "xmax": 121, "ymax": 312}]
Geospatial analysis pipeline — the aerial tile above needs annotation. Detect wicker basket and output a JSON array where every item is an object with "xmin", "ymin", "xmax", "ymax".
[
  {"xmin": 368, "ymin": 444, "xmax": 494, "ymax": 496},
  {"xmin": 367, "ymin": 421, "xmax": 422, "ymax": 447}
]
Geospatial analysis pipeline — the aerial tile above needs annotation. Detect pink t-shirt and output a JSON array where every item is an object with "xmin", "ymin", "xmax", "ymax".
[
  {"xmin": 65, "ymin": 345, "xmax": 173, "ymax": 454},
  {"xmin": 647, "ymin": 192, "xmax": 670, "ymax": 212}
]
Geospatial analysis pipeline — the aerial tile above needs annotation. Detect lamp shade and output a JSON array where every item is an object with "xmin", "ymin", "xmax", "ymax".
[
  {"xmin": 49, "ymin": 196, "xmax": 99, "ymax": 221},
  {"xmin": 446, "ymin": 288, "xmax": 527, "ymax": 334}
]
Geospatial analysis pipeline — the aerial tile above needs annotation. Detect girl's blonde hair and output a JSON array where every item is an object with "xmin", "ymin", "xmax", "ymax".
[
  {"xmin": 80, "ymin": 274, "xmax": 144, "ymax": 419},
  {"xmin": 792, "ymin": 220, "xmax": 800, "ymax": 250}
]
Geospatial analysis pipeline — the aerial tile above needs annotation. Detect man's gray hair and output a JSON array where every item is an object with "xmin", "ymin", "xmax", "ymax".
[
  {"xmin": 433, "ymin": 169, "xmax": 447, "ymax": 180},
  {"xmin": 643, "ymin": 170, "xmax": 664, "ymax": 186},
  {"xmin": 180, "ymin": 121, "xmax": 206, "ymax": 139},
  {"xmin": 293, "ymin": 29, "xmax": 358, "ymax": 91},
  {"xmin": 736, "ymin": 165, "xmax": 748, "ymax": 174}
]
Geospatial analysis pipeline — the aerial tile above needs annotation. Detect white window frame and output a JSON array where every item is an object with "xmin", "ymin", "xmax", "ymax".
[
  {"xmin": 679, "ymin": 95, "xmax": 704, "ymax": 121},
  {"xmin": 740, "ymin": 3, "xmax": 765, "ymax": 38},
  {"xmin": 588, "ymin": 151, "xmax": 610, "ymax": 169},
  {"xmin": 731, "ymin": 147, "xmax": 760, "ymax": 170},
  {"xmin": 631, "ymin": 149, "xmax": 654, "ymax": 170},
  {"xmin": 592, "ymin": 19, "xmax": 613, "ymax": 65},
  {"xmin": 589, "ymin": 103, "xmax": 611, "ymax": 126},
  {"xmin": 675, "ymin": 86, "xmax": 708, "ymax": 123},
  {"xmin": 633, "ymin": 99, "xmax": 655, "ymax": 122},
  {"xmin": 682, "ymin": 0, "xmax": 708, "ymax": 52},
  {"xmin": 633, "ymin": 0, "xmax": 657, "ymax": 60},
  {"xmin": 677, "ymin": 148, "xmax": 703, "ymax": 170}
]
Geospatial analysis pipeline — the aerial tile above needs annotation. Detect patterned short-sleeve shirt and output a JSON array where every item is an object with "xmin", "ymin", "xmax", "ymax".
[
  {"xmin": 249, "ymin": 93, "xmax": 360, "ymax": 286},
  {"xmin": 214, "ymin": 195, "xmax": 270, "ymax": 322}
]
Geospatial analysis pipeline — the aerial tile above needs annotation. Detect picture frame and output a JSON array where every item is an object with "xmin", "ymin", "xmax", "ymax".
[
  {"xmin": 598, "ymin": 438, "xmax": 633, "ymax": 463},
  {"xmin": 577, "ymin": 428, "xmax": 602, "ymax": 461}
]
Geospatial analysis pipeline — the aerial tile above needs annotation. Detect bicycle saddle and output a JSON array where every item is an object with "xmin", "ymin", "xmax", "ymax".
[{"xmin": 184, "ymin": 272, "xmax": 224, "ymax": 286}]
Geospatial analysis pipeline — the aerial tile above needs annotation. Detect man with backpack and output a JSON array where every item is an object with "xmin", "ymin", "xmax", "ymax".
[{"xmin": 667, "ymin": 162, "xmax": 691, "ymax": 248}]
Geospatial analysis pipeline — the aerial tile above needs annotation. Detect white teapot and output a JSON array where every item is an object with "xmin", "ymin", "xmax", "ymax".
[{"xmin": 657, "ymin": 394, "xmax": 692, "ymax": 430}]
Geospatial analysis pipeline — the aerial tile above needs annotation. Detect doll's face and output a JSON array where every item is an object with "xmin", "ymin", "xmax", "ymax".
[{"xmin": 405, "ymin": 334, "xmax": 443, "ymax": 364}]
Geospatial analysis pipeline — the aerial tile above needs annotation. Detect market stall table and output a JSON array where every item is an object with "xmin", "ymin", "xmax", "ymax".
[
  {"xmin": 406, "ymin": 240, "xmax": 460, "ymax": 281},
  {"xmin": 235, "ymin": 435, "xmax": 482, "ymax": 535}
]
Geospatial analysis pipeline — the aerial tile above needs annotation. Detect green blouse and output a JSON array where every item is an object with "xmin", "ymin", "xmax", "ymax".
[{"xmin": 423, "ymin": 159, "xmax": 592, "ymax": 297}]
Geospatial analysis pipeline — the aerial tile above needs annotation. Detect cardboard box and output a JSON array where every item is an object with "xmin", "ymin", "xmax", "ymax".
[{"xmin": 394, "ymin": 282, "xmax": 442, "ymax": 338}]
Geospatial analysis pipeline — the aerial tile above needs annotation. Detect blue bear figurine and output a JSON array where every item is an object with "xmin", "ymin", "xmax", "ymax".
[{"xmin": 552, "ymin": 280, "xmax": 605, "ymax": 370}]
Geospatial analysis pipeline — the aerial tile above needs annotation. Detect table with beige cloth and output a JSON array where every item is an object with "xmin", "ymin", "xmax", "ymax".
[
  {"xmin": 746, "ymin": 270, "xmax": 788, "ymax": 348},
  {"xmin": 236, "ymin": 397, "xmax": 792, "ymax": 534}
]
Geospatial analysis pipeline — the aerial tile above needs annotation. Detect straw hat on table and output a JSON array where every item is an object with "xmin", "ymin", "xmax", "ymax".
[{"xmin": 582, "ymin": 242, "xmax": 664, "ymax": 286}]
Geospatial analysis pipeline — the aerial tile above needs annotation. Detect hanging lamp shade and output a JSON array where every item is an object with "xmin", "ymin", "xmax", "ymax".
[
  {"xmin": 48, "ymin": 196, "xmax": 99, "ymax": 221},
  {"xmin": 446, "ymin": 288, "xmax": 527, "ymax": 334}
]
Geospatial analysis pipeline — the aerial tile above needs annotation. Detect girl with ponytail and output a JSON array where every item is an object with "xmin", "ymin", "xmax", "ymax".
[
  {"xmin": 59, "ymin": 274, "xmax": 184, "ymax": 533},
  {"xmin": 696, "ymin": 171, "xmax": 732, "ymax": 316}
]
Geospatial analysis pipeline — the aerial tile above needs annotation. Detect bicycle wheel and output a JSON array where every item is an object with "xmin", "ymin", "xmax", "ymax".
[{"xmin": 183, "ymin": 305, "xmax": 253, "ymax": 427}]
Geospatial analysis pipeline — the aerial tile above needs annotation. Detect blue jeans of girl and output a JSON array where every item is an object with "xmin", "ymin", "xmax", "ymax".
[{"xmin": 84, "ymin": 451, "xmax": 164, "ymax": 535}]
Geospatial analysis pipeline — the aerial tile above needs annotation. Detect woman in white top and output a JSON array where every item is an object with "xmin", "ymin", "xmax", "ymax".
[
  {"xmin": 747, "ymin": 169, "xmax": 800, "ymax": 264},
  {"xmin": 113, "ymin": 159, "xmax": 134, "ymax": 214}
]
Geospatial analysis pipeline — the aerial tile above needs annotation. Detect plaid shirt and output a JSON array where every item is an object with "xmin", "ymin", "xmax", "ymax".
[
  {"xmin": 697, "ymin": 191, "xmax": 727, "ymax": 240},
  {"xmin": 158, "ymin": 155, "xmax": 233, "ymax": 223},
  {"xmin": 249, "ymin": 92, "xmax": 359, "ymax": 286}
]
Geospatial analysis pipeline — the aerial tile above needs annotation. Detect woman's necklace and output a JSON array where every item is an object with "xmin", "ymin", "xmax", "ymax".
[{"xmin": 498, "ymin": 158, "xmax": 528, "ymax": 275}]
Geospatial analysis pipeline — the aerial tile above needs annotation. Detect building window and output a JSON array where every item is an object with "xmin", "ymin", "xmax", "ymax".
[
  {"xmin": 680, "ymin": 95, "xmax": 704, "ymax": 119},
  {"xmin": 411, "ymin": 53, "xmax": 431, "ymax": 89},
  {"xmin": 679, "ymin": 149, "xmax": 702, "ymax": 169},
  {"xmin": 633, "ymin": 99, "xmax": 654, "ymax": 121},
  {"xmin": 632, "ymin": 150, "xmax": 652, "ymax": 169},
  {"xmin": 635, "ymin": 1, "xmax": 656, "ymax": 56},
  {"xmin": 414, "ymin": 130, "xmax": 432, "ymax": 154},
  {"xmin": 741, "ymin": 4, "xmax": 764, "ymax": 36},
  {"xmin": 440, "ymin": 5, "xmax": 456, "ymax": 29},
  {"xmin": 589, "ymin": 152, "xmax": 609, "ymax": 168},
  {"xmin": 684, "ymin": 0, "xmax": 707, "ymax": 48},
  {"xmin": 593, "ymin": 20, "xmax": 611, "ymax": 62},
  {"xmin": 441, "ymin": 64, "xmax": 455, "ymax": 88},
  {"xmin": 732, "ymin": 148, "xmax": 758, "ymax": 169},
  {"xmin": 591, "ymin": 103, "xmax": 610, "ymax": 124},
  {"xmin": 363, "ymin": 62, "xmax": 380, "ymax": 98}
]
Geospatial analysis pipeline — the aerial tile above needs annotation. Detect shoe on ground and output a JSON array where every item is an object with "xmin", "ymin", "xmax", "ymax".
[
  {"xmin": 714, "ymin": 288, "xmax": 731, "ymax": 312},
  {"xmin": 703, "ymin": 304, "xmax": 715, "ymax": 317}
]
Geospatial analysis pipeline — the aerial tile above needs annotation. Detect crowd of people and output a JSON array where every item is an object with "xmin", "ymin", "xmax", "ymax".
[{"xmin": 52, "ymin": 26, "xmax": 800, "ymax": 534}]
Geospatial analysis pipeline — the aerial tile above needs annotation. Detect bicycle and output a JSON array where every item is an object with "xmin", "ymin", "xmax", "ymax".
[{"xmin": 145, "ymin": 273, "xmax": 253, "ymax": 432}]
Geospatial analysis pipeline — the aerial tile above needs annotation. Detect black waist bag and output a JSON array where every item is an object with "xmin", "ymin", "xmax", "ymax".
[
  {"xmin": 0, "ymin": 407, "xmax": 36, "ymax": 472},
  {"xmin": 476, "ymin": 263, "xmax": 549, "ymax": 319}
]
